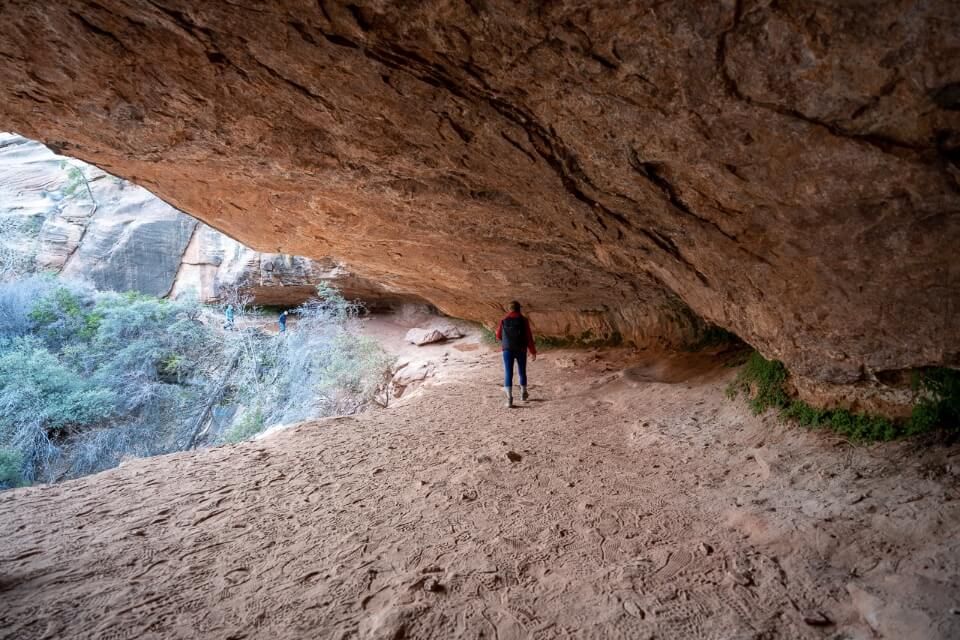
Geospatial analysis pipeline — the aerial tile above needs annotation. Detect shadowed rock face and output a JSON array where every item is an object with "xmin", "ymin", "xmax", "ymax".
[{"xmin": 1, "ymin": 1, "xmax": 958, "ymax": 394}]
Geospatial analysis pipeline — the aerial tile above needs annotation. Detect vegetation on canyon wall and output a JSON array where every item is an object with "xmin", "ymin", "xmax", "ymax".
[
  {"xmin": 0, "ymin": 277, "xmax": 392, "ymax": 489},
  {"xmin": 727, "ymin": 351, "xmax": 960, "ymax": 442}
]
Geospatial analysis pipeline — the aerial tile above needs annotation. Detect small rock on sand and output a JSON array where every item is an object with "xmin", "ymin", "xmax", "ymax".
[
  {"xmin": 423, "ymin": 577, "xmax": 444, "ymax": 592},
  {"xmin": 727, "ymin": 570, "xmax": 754, "ymax": 587},
  {"xmin": 802, "ymin": 611, "xmax": 832, "ymax": 627},
  {"xmin": 405, "ymin": 324, "xmax": 463, "ymax": 345}
]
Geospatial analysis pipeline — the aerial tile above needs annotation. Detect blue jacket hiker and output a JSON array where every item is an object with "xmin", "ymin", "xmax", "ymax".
[{"xmin": 495, "ymin": 301, "xmax": 537, "ymax": 408}]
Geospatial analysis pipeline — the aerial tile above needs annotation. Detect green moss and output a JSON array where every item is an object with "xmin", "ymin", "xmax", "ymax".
[
  {"xmin": 781, "ymin": 400, "xmax": 898, "ymax": 442},
  {"xmin": 725, "ymin": 351, "xmax": 789, "ymax": 414},
  {"xmin": 727, "ymin": 351, "xmax": 958, "ymax": 442}
]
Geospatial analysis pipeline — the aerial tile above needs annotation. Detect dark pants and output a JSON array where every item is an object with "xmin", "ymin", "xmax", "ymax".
[{"xmin": 502, "ymin": 350, "xmax": 527, "ymax": 388}]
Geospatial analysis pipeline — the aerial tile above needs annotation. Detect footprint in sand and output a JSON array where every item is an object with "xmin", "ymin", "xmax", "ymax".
[
  {"xmin": 223, "ymin": 567, "xmax": 251, "ymax": 587},
  {"xmin": 653, "ymin": 549, "xmax": 695, "ymax": 582}
]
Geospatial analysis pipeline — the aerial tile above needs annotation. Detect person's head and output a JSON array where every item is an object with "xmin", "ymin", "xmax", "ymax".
[{"xmin": 509, "ymin": 300, "xmax": 521, "ymax": 313}]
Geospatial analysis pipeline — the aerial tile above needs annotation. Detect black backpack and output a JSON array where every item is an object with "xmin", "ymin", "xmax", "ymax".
[{"xmin": 501, "ymin": 316, "xmax": 526, "ymax": 351}]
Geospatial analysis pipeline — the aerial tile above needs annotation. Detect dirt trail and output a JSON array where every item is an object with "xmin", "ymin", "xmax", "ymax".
[{"xmin": 1, "ymin": 324, "xmax": 959, "ymax": 639}]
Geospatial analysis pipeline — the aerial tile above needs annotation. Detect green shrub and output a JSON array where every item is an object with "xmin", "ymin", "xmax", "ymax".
[
  {"xmin": 0, "ymin": 337, "xmax": 117, "ymax": 481},
  {"xmin": 236, "ymin": 285, "xmax": 395, "ymax": 423},
  {"xmin": 224, "ymin": 408, "xmax": 266, "ymax": 443},
  {"xmin": 909, "ymin": 368, "xmax": 960, "ymax": 434},
  {"xmin": 28, "ymin": 284, "xmax": 98, "ymax": 348},
  {"xmin": 0, "ymin": 276, "xmax": 59, "ymax": 339},
  {"xmin": 478, "ymin": 324, "xmax": 498, "ymax": 345},
  {"xmin": 728, "ymin": 351, "xmax": 959, "ymax": 442},
  {"xmin": 0, "ymin": 277, "xmax": 393, "ymax": 486},
  {"xmin": 0, "ymin": 447, "xmax": 24, "ymax": 488},
  {"xmin": 0, "ymin": 282, "xmax": 224, "ymax": 483},
  {"xmin": 781, "ymin": 400, "xmax": 899, "ymax": 442},
  {"xmin": 726, "ymin": 351, "xmax": 789, "ymax": 414},
  {"xmin": 0, "ymin": 338, "xmax": 117, "ymax": 431}
]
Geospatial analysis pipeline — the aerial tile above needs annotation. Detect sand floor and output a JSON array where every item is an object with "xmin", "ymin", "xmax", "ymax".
[{"xmin": 1, "ymin": 321, "xmax": 959, "ymax": 639}]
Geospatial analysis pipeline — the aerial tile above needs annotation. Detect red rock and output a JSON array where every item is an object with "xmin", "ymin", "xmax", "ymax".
[{"xmin": 1, "ymin": 1, "xmax": 957, "ymax": 407}]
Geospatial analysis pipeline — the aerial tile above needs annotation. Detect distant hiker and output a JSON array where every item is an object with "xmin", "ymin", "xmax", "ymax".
[
  {"xmin": 278, "ymin": 310, "xmax": 288, "ymax": 333},
  {"xmin": 224, "ymin": 304, "xmax": 235, "ymax": 330},
  {"xmin": 495, "ymin": 300, "xmax": 537, "ymax": 408}
]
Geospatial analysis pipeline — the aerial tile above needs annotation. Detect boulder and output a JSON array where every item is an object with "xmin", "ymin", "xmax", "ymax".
[
  {"xmin": 405, "ymin": 328, "xmax": 448, "ymax": 346},
  {"xmin": 405, "ymin": 323, "xmax": 463, "ymax": 345}
]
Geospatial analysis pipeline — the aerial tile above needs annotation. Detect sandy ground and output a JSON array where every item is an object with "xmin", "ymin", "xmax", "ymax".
[{"xmin": 1, "ymin": 318, "xmax": 959, "ymax": 639}]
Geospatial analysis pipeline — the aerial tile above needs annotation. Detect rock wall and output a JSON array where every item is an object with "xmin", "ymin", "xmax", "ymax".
[
  {"xmin": 0, "ymin": 133, "xmax": 411, "ymax": 307},
  {"xmin": 1, "ymin": 1, "xmax": 958, "ymax": 400},
  {"xmin": 169, "ymin": 220, "xmax": 420, "ymax": 308}
]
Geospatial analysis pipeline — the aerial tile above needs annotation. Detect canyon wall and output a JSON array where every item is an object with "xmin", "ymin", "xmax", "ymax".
[
  {"xmin": 0, "ymin": 133, "xmax": 411, "ymax": 308},
  {"xmin": 1, "ymin": 1, "xmax": 958, "ymax": 403}
]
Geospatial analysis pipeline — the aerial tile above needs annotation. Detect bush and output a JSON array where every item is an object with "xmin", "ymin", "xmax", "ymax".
[
  {"xmin": 726, "ymin": 351, "xmax": 789, "ymax": 414},
  {"xmin": 909, "ymin": 368, "xmax": 960, "ymax": 434},
  {"xmin": 0, "ymin": 447, "xmax": 24, "ymax": 488},
  {"xmin": 780, "ymin": 399, "xmax": 898, "ymax": 442},
  {"xmin": 0, "ymin": 215, "xmax": 41, "ymax": 277},
  {"xmin": 0, "ymin": 277, "xmax": 393, "ymax": 487},
  {"xmin": 0, "ymin": 275, "xmax": 59, "ymax": 339},
  {"xmin": 224, "ymin": 408, "xmax": 266, "ymax": 443},
  {"xmin": 0, "ymin": 337, "xmax": 117, "ymax": 481},
  {"xmin": 226, "ymin": 283, "xmax": 394, "ymax": 429},
  {"xmin": 478, "ymin": 324, "xmax": 497, "ymax": 346},
  {"xmin": 0, "ymin": 338, "xmax": 116, "ymax": 429},
  {"xmin": 727, "ymin": 351, "xmax": 957, "ymax": 442},
  {"xmin": 0, "ymin": 281, "xmax": 224, "ymax": 482}
]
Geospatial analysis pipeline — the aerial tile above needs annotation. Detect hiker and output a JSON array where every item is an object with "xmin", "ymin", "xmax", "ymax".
[
  {"xmin": 224, "ymin": 304, "xmax": 235, "ymax": 330},
  {"xmin": 495, "ymin": 300, "xmax": 537, "ymax": 408},
  {"xmin": 278, "ymin": 310, "xmax": 288, "ymax": 333}
]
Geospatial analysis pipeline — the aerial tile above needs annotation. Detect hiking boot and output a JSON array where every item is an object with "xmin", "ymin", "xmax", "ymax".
[
  {"xmin": 521, "ymin": 386, "xmax": 529, "ymax": 401},
  {"xmin": 504, "ymin": 387, "xmax": 513, "ymax": 408}
]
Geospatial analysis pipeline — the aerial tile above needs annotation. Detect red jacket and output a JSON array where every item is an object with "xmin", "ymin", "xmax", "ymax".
[{"xmin": 495, "ymin": 311, "xmax": 537, "ymax": 356}]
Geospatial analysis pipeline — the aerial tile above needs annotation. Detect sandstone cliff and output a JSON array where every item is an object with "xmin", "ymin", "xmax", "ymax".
[
  {"xmin": 0, "ymin": 133, "xmax": 410, "ymax": 307},
  {"xmin": 1, "ymin": 1, "xmax": 957, "ymax": 403}
]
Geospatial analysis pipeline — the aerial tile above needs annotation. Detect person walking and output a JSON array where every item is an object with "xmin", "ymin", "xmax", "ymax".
[
  {"xmin": 224, "ymin": 304, "xmax": 235, "ymax": 330},
  {"xmin": 495, "ymin": 301, "xmax": 537, "ymax": 408},
  {"xmin": 278, "ymin": 310, "xmax": 288, "ymax": 333}
]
